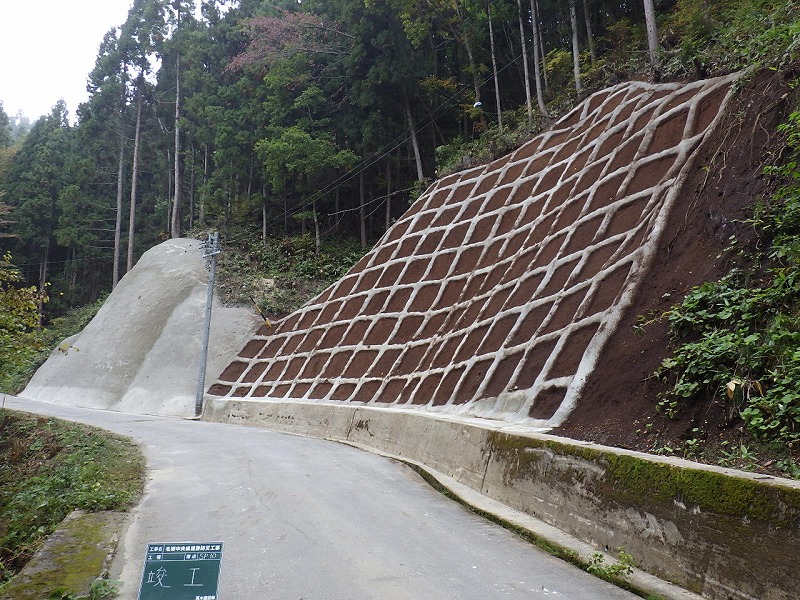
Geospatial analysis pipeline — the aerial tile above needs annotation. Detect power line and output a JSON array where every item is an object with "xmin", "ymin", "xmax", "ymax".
[{"xmin": 251, "ymin": 49, "xmax": 528, "ymax": 235}]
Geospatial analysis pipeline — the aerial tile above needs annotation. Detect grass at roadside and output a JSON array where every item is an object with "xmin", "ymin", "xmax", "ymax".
[{"xmin": 0, "ymin": 409, "xmax": 145, "ymax": 590}]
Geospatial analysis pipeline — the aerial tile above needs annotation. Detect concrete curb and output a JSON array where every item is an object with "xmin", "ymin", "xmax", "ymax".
[
  {"xmin": 204, "ymin": 397, "xmax": 800, "ymax": 600},
  {"xmin": 341, "ymin": 439, "xmax": 704, "ymax": 600}
]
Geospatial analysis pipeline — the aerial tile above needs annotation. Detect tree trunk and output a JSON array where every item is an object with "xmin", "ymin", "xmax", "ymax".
[
  {"xmin": 582, "ymin": 0, "xmax": 596, "ymax": 67},
  {"xmin": 569, "ymin": 0, "xmax": 582, "ymax": 94},
  {"xmin": 170, "ymin": 52, "xmax": 182, "ymax": 238},
  {"xmin": 70, "ymin": 247, "xmax": 77, "ymax": 290},
  {"xmin": 534, "ymin": 0, "xmax": 548, "ymax": 90},
  {"xmin": 282, "ymin": 188, "xmax": 288, "ymax": 234},
  {"xmin": 113, "ymin": 130, "xmax": 124, "ymax": 288},
  {"xmin": 313, "ymin": 199, "xmax": 321, "ymax": 256},
  {"xmin": 517, "ymin": 0, "xmax": 533, "ymax": 128},
  {"xmin": 429, "ymin": 33, "xmax": 439, "ymax": 77},
  {"xmin": 247, "ymin": 155, "xmax": 254, "ymax": 196},
  {"xmin": 166, "ymin": 148, "xmax": 172, "ymax": 233},
  {"xmin": 454, "ymin": 0, "xmax": 486, "ymax": 129},
  {"xmin": 189, "ymin": 145, "xmax": 196, "ymax": 231},
  {"xmin": 127, "ymin": 84, "xmax": 142, "ymax": 273},
  {"xmin": 530, "ymin": 0, "xmax": 549, "ymax": 116},
  {"xmin": 464, "ymin": 38, "xmax": 481, "ymax": 105},
  {"xmin": 643, "ymin": 0, "xmax": 659, "ymax": 71},
  {"xmin": 200, "ymin": 144, "xmax": 208, "ymax": 225},
  {"xmin": 485, "ymin": 0, "xmax": 503, "ymax": 130},
  {"xmin": 334, "ymin": 186, "xmax": 340, "ymax": 233},
  {"xmin": 421, "ymin": 99, "xmax": 446, "ymax": 147},
  {"xmin": 385, "ymin": 156, "xmax": 392, "ymax": 231},
  {"xmin": 262, "ymin": 185, "xmax": 267, "ymax": 246},
  {"xmin": 359, "ymin": 172, "xmax": 366, "ymax": 249},
  {"xmin": 404, "ymin": 90, "xmax": 425, "ymax": 182},
  {"xmin": 38, "ymin": 242, "xmax": 49, "ymax": 328}
]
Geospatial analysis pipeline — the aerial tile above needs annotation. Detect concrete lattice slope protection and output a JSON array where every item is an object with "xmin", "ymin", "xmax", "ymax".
[{"xmin": 211, "ymin": 74, "xmax": 737, "ymax": 428}]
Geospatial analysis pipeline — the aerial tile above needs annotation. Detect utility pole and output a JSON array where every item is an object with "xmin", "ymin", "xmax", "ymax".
[{"xmin": 195, "ymin": 232, "xmax": 220, "ymax": 417}]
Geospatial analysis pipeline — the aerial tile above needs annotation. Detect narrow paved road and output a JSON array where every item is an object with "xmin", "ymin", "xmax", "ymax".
[{"xmin": 4, "ymin": 396, "xmax": 638, "ymax": 600}]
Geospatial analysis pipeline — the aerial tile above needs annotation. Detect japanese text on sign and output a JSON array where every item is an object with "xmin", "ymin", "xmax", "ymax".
[{"xmin": 137, "ymin": 541, "xmax": 224, "ymax": 600}]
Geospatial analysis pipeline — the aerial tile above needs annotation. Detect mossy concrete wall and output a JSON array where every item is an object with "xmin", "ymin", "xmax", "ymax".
[
  {"xmin": 0, "ymin": 510, "xmax": 125, "ymax": 600},
  {"xmin": 205, "ymin": 398, "xmax": 800, "ymax": 600}
]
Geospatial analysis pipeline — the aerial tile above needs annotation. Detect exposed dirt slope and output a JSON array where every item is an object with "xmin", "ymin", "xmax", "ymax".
[
  {"xmin": 25, "ymin": 71, "xmax": 793, "ymax": 459},
  {"xmin": 560, "ymin": 68, "xmax": 796, "ymax": 452}
]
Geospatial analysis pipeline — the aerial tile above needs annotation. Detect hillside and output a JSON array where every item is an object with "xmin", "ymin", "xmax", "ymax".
[
  {"xmin": 207, "ymin": 64, "xmax": 800, "ymax": 477},
  {"xmin": 562, "ymin": 67, "xmax": 800, "ymax": 474},
  {"xmin": 1, "ymin": 0, "xmax": 799, "ymax": 477}
]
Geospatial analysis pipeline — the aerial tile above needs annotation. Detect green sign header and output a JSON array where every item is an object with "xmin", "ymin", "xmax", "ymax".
[{"xmin": 137, "ymin": 541, "xmax": 224, "ymax": 600}]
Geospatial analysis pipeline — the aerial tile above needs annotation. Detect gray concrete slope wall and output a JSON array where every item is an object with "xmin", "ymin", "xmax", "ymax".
[
  {"xmin": 204, "ymin": 397, "xmax": 800, "ymax": 600},
  {"xmin": 23, "ymin": 239, "xmax": 260, "ymax": 417}
]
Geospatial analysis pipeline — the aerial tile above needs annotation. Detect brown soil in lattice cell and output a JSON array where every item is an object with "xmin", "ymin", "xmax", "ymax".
[
  {"xmin": 531, "ymin": 387, "xmax": 567, "ymax": 420},
  {"xmin": 556, "ymin": 68, "xmax": 796, "ymax": 459}
]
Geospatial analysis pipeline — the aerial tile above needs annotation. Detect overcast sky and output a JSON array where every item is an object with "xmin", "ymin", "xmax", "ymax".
[{"xmin": 0, "ymin": 0, "xmax": 135, "ymax": 122}]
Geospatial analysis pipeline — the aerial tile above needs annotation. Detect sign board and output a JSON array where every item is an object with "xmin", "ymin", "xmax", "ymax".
[{"xmin": 138, "ymin": 542, "xmax": 224, "ymax": 600}]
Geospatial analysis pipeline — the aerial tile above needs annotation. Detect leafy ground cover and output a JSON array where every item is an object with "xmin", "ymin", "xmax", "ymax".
[
  {"xmin": 659, "ymin": 0, "xmax": 800, "ymax": 78},
  {"xmin": 652, "ymin": 106, "xmax": 800, "ymax": 478},
  {"xmin": 0, "ymin": 410, "xmax": 144, "ymax": 590}
]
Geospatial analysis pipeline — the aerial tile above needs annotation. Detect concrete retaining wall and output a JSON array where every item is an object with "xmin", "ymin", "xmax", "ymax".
[{"xmin": 204, "ymin": 398, "xmax": 800, "ymax": 600}]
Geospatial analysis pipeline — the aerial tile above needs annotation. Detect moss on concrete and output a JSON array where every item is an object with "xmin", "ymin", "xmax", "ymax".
[
  {"xmin": 605, "ymin": 453, "xmax": 800, "ymax": 525},
  {"xmin": 0, "ymin": 511, "xmax": 126, "ymax": 600},
  {"xmin": 402, "ymin": 455, "xmax": 671, "ymax": 599},
  {"xmin": 487, "ymin": 431, "xmax": 800, "ymax": 527}
]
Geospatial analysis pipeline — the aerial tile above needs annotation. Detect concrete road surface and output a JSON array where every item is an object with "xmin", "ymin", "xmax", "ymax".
[{"xmin": 4, "ymin": 396, "xmax": 638, "ymax": 600}]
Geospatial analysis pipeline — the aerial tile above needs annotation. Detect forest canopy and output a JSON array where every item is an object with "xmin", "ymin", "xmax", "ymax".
[{"xmin": 0, "ymin": 0, "xmax": 798, "ymax": 318}]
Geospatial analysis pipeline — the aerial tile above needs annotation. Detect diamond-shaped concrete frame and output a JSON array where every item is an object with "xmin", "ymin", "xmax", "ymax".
[{"xmin": 210, "ymin": 74, "xmax": 737, "ymax": 428}]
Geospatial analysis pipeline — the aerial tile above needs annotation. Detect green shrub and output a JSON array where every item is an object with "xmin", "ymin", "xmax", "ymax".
[
  {"xmin": 586, "ymin": 549, "xmax": 636, "ymax": 582},
  {"xmin": 662, "ymin": 0, "xmax": 800, "ymax": 76},
  {"xmin": 656, "ymin": 107, "xmax": 800, "ymax": 464},
  {"xmin": 0, "ymin": 413, "xmax": 144, "ymax": 585},
  {"xmin": 0, "ymin": 253, "xmax": 47, "ymax": 393},
  {"xmin": 217, "ymin": 231, "xmax": 368, "ymax": 315},
  {"xmin": 0, "ymin": 294, "xmax": 105, "ymax": 394}
]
